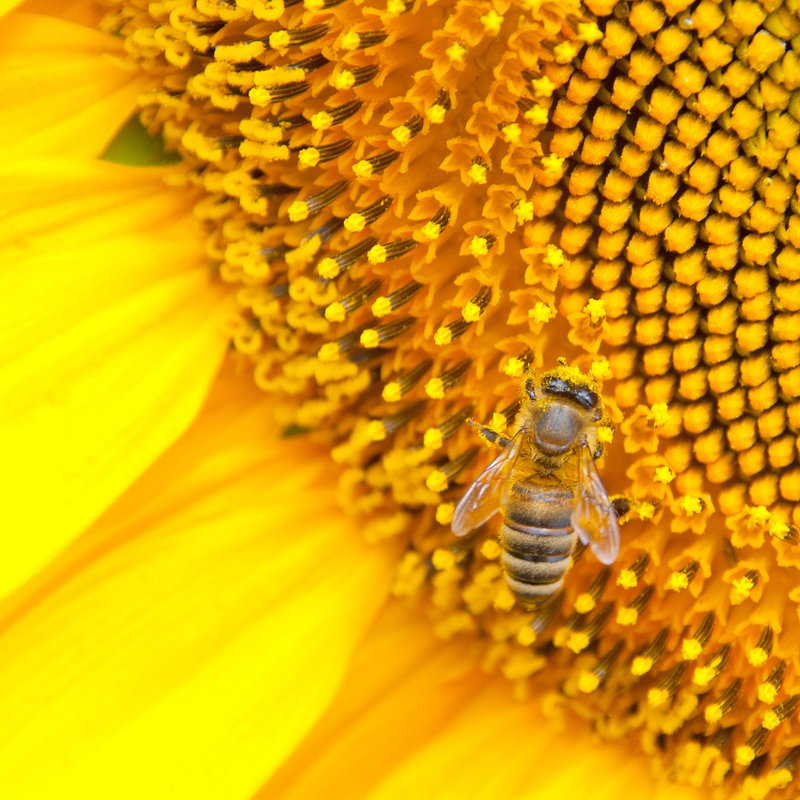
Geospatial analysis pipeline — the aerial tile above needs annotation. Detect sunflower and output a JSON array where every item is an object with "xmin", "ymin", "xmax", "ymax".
[{"xmin": 2, "ymin": 0, "xmax": 800, "ymax": 797}]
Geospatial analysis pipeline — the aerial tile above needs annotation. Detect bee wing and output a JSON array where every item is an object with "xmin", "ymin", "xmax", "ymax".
[
  {"xmin": 451, "ymin": 428, "xmax": 525, "ymax": 537},
  {"xmin": 571, "ymin": 443, "xmax": 620, "ymax": 565}
]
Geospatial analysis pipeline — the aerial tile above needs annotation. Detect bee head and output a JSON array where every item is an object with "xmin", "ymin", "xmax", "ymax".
[{"xmin": 526, "ymin": 366, "xmax": 603, "ymax": 456}]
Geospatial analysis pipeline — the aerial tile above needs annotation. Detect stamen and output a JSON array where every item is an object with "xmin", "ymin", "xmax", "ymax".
[
  {"xmin": 368, "ymin": 239, "xmax": 417, "ymax": 266},
  {"xmin": 353, "ymin": 150, "xmax": 400, "ymax": 178},
  {"xmin": 631, "ymin": 627, "xmax": 670, "ymax": 675},
  {"xmin": 615, "ymin": 584, "xmax": 654, "ymax": 626},
  {"xmin": 763, "ymin": 695, "xmax": 800, "ymax": 731},
  {"xmin": 616, "ymin": 551, "xmax": 650, "ymax": 588},
  {"xmin": 310, "ymin": 100, "xmax": 364, "ymax": 131},
  {"xmin": 704, "ymin": 678, "xmax": 743, "ymax": 723},
  {"xmin": 647, "ymin": 662, "xmax": 689, "ymax": 707},
  {"xmin": 325, "ymin": 279, "xmax": 382, "ymax": 322},
  {"xmin": 391, "ymin": 115, "xmax": 424, "ymax": 146},
  {"xmin": 344, "ymin": 196, "xmax": 394, "ymax": 232},
  {"xmin": 288, "ymin": 180, "xmax": 349, "ymax": 222},
  {"xmin": 758, "ymin": 661, "xmax": 786, "ymax": 704},
  {"xmin": 263, "ymin": 24, "xmax": 331, "ymax": 50},
  {"xmin": 748, "ymin": 626, "xmax": 774, "ymax": 667},
  {"xmin": 692, "ymin": 643, "xmax": 731, "ymax": 687},
  {"xmin": 372, "ymin": 281, "xmax": 422, "ymax": 317},
  {"xmin": 579, "ymin": 641, "xmax": 625, "ymax": 692},
  {"xmin": 381, "ymin": 359, "xmax": 432, "ymax": 403},
  {"xmin": 369, "ymin": 400, "xmax": 426, "ymax": 439},
  {"xmin": 425, "ymin": 360, "xmax": 471, "ymax": 399},
  {"xmin": 426, "ymin": 447, "xmax": 481, "ymax": 492},
  {"xmin": 574, "ymin": 566, "xmax": 612, "ymax": 613},
  {"xmin": 423, "ymin": 405, "xmax": 474, "ymax": 449},
  {"xmin": 565, "ymin": 602, "xmax": 614, "ymax": 653},
  {"xmin": 317, "ymin": 237, "xmax": 378, "ymax": 279},
  {"xmin": 681, "ymin": 611, "xmax": 715, "ymax": 660},
  {"xmin": 339, "ymin": 29, "xmax": 388, "ymax": 50},
  {"xmin": 359, "ymin": 316, "xmax": 416, "ymax": 348}
]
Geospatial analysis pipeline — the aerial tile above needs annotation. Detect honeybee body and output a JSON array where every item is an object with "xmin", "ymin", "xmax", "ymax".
[
  {"xmin": 452, "ymin": 364, "xmax": 620, "ymax": 608},
  {"xmin": 500, "ymin": 476, "xmax": 577, "ymax": 606}
]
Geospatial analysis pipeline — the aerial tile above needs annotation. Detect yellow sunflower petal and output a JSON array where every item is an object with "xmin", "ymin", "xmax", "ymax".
[
  {"xmin": 0, "ymin": 158, "xmax": 230, "ymax": 598},
  {"xmin": 261, "ymin": 601, "xmax": 487, "ymax": 800},
  {"xmin": 0, "ymin": 367, "xmax": 399, "ymax": 800},
  {"xmin": 0, "ymin": 11, "xmax": 145, "ymax": 157}
]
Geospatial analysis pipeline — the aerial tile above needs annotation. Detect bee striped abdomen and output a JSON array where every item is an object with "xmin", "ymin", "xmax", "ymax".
[{"xmin": 499, "ymin": 478, "xmax": 576, "ymax": 607}]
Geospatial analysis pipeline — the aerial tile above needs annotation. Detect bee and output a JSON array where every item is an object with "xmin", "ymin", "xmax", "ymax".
[{"xmin": 451, "ymin": 365, "xmax": 621, "ymax": 608}]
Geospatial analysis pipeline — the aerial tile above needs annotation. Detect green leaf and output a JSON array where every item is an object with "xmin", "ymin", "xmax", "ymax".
[{"xmin": 101, "ymin": 114, "xmax": 182, "ymax": 167}]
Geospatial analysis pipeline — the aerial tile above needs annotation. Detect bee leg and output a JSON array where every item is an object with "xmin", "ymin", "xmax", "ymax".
[
  {"xmin": 467, "ymin": 420, "xmax": 512, "ymax": 449},
  {"xmin": 610, "ymin": 495, "xmax": 632, "ymax": 520}
]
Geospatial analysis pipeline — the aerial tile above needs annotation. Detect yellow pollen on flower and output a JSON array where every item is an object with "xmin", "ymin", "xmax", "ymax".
[
  {"xmin": 469, "ymin": 236, "xmax": 489, "ymax": 256},
  {"xmin": 467, "ymin": 164, "xmax": 487, "ymax": 184},
  {"xmin": 368, "ymin": 420, "xmax": 388, "ymax": 441},
  {"xmin": 288, "ymin": 201, "xmax": 310, "ymax": 222},
  {"xmin": 344, "ymin": 213, "xmax": 366, "ymax": 232},
  {"xmin": 298, "ymin": 148, "xmax": 320, "ymax": 169},
  {"xmin": 704, "ymin": 704, "xmax": 724, "ymax": 724},
  {"xmin": 514, "ymin": 200, "xmax": 534, "ymax": 225},
  {"xmin": 542, "ymin": 245, "xmax": 565, "ymax": 268},
  {"xmin": 268, "ymin": 30, "xmax": 290, "ymax": 50},
  {"xmin": 462, "ymin": 302, "xmax": 482, "ymax": 323},
  {"xmin": 339, "ymin": 30, "xmax": 360, "ymax": 50},
  {"xmin": 531, "ymin": 76, "xmax": 555, "ymax": 98},
  {"xmin": 647, "ymin": 403, "xmax": 669, "ymax": 428},
  {"xmin": 360, "ymin": 329, "xmax": 380, "ymax": 348},
  {"xmin": 693, "ymin": 666, "xmax": 716, "ymax": 687},
  {"xmin": 516, "ymin": 626, "xmax": 536, "ymax": 646},
  {"xmin": 577, "ymin": 22, "xmax": 604, "ymax": 43},
  {"xmin": 679, "ymin": 496, "xmax": 703, "ymax": 516},
  {"xmin": 433, "ymin": 328, "xmax": 452, "ymax": 347},
  {"xmin": 427, "ymin": 105, "xmax": 446, "ymax": 124},
  {"xmin": 759, "ymin": 683, "xmax": 778, "ymax": 704},
  {"xmin": 748, "ymin": 647, "xmax": 768, "ymax": 667},
  {"xmin": 332, "ymin": 70, "xmax": 355, "ymax": 90},
  {"xmin": 617, "ymin": 608, "xmax": 639, "ymax": 626},
  {"xmin": 735, "ymin": 747, "xmax": 756, "ymax": 767},
  {"xmin": 540, "ymin": 155, "xmax": 564, "ymax": 178},
  {"xmin": 392, "ymin": 125, "xmax": 411, "ymax": 145},
  {"xmin": 502, "ymin": 124, "xmax": 522, "ymax": 144},
  {"xmin": 631, "ymin": 656, "xmax": 654, "ymax": 676},
  {"xmin": 381, "ymin": 382, "xmax": 402, "ymax": 403},
  {"xmin": 648, "ymin": 688, "xmax": 671, "ymax": 708},
  {"xmin": 494, "ymin": 585, "xmax": 515, "ymax": 611},
  {"xmin": 325, "ymin": 302, "xmax": 346, "ymax": 323},
  {"xmin": 666, "ymin": 571, "xmax": 689, "ymax": 591},
  {"xmin": 368, "ymin": 245, "xmax": 387, "ymax": 265},
  {"xmin": 481, "ymin": 540, "xmax": 501, "ymax": 559},
  {"xmin": 423, "ymin": 428, "xmax": 444, "ymax": 449},
  {"xmin": 637, "ymin": 503, "xmax": 655, "ymax": 521},
  {"xmin": 524, "ymin": 105, "xmax": 549, "ymax": 125},
  {"xmin": 371, "ymin": 297, "xmax": 392, "ymax": 317},
  {"xmin": 529, "ymin": 303, "xmax": 556, "ymax": 324},
  {"xmin": 574, "ymin": 593, "xmax": 596, "ymax": 614},
  {"xmin": 353, "ymin": 160, "xmax": 373, "ymax": 178},
  {"xmin": 435, "ymin": 503, "xmax": 454, "ymax": 525},
  {"xmin": 317, "ymin": 258, "xmax": 340, "ymax": 279},
  {"xmin": 479, "ymin": 10, "xmax": 504, "ymax": 35},
  {"xmin": 310, "ymin": 111, "xmax": 333, "ymax": 130},
  {"xmin": 748, "ymin": 506, "xmax": 771, "ymax": 527},
  {"xmin": 579, "ymin": 671, "xmax": 601, "ymax": 693},
  {"xmin": 318, "ymin": 343, "xmax": 341, "ymax": 362},
  {"xmin": 446, "ymin": 42, "xmax": 466, "ymax": 64},
  {"xmin": 503, "ymin": 358, "xmax": 525, "ymax": 378},
  {"xmin": 425, "ymin": 378, "xmax": 445, "ymax": 399},
  {"xmin": 682, "ymin": 639, "xmax": 703, "ymax": 660},
  {"xmin": 769, "ymin": 520, "xmax": 791, "ymax": 540},
  {"xmin": 731, "ymin": 576, "xmax": 755, "ymax": 604},
  {"xmin": 617, "ymin": 569, "xmax": 638, "ymax": 589},
  {"xmin": 655, "ymin": 466, "xmax": 676, "ymax": 484},
  {"xmin": 426, "ymin": 470, "xmax": 449, "ymax": 493},
  {"xmin": 214, "ymin": 41, "xmax": 265, "ymax": 62},
  {"xmin": 763, "ymin": 710, "xmax": 782, "ymax": 731},
  {"xmin": 385, "ymin": 0, "xmax": 406, "ymax": 15},
  {"xmin": 554, "ymin": 42, "xmax": 579, "ymax": 64},
  {"xmin": 567, "ymin": 632, "xmax": 591, "ymax": 654},
  {"xmin": 432, "ymin": 548, "xmax": 456, "ymax": 570},
  {"xmin": 421, "ymin": 221, "xmax": 441, "ymax": 240},
  {"xmin": 583, "ymin": 298, "xmax": 607, "ymax": 324}
]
